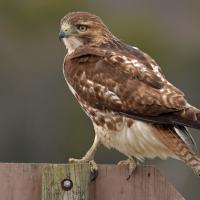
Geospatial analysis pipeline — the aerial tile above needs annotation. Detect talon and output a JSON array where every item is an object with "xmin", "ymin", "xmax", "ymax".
[
  {"xmin": 68, "ymin": 158, "xmax": 98, "ymax": 181},
  {"xmin": 89, "ymin": 160, "xmax": 98, "ymax": 173},
  {"xmin": 89, "ymin": 160, "xmax": 98, "ymax": 181},
  {"xmin": 117, "ymin": 157, "xmax": 137, "ymax": 180}
]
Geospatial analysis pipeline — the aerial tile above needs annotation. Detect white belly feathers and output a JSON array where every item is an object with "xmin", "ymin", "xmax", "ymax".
[{"xmin": 94, "ymin": 120, "xmax": 177, "ymax": 161}]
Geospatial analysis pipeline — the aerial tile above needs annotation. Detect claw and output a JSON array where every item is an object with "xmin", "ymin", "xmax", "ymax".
[
  {"xmin": 68, "ymin": 158, "xmax": 98, "ymax": 181},
  {"xmin": 89, "ymin": 160, "xmax": 98, "ymax": 173},
  {"xmin": 117, "ymin": 157, "xmax": 137, "ymax": 180},
  {"xmin": 89, "ymin": 160, "xmax": 98, "ymax": 181}
]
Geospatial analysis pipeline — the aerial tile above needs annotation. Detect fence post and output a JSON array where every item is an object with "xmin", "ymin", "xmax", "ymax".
[{"xmin": 42, "ymin": 164, "xmax": 91, "ymax": 200}]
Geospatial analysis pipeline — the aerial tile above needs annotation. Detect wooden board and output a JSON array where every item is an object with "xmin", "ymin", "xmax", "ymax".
[
  {"xmin": 0, "ymin": 163, "xmax": 185, "ymax": 200},
  {"xmin": 0, "ymin": 163, "xmax": 41, "ymax": 200},
  {"xmin": 89, "ymin": 165, "xmax": 185, "ymax": 200}
]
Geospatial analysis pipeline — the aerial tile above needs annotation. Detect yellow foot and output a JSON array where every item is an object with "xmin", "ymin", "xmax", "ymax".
[
  {"xmin": 69, "ymin": 158, "xmax": 98, "ymax": 181},
  {"xmin": 117, "ymin": 157, "xmax": 137, "ymax": 180}
]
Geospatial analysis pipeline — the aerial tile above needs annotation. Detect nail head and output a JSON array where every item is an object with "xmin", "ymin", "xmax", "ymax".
[{"xmin": 61, "ymin": 178, "xmax": 73, "ymax": 191}]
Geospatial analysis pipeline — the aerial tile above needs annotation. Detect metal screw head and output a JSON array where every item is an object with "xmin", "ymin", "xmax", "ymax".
[{"xmin": 61, "ymin": 178, "xmax": 73, "ymax": 191}]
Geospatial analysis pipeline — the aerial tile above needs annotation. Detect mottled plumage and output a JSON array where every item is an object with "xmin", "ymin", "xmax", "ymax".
[{"xmin": 59, "ymin": 11, "xmax": 200, "ymax": 176}]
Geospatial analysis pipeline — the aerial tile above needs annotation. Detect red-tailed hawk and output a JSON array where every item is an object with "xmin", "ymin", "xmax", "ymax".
[{"xmin": 59, "ymin": 11, "xmax": 200, "ymax": 178}]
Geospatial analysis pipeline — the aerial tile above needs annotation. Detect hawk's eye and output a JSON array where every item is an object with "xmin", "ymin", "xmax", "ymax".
[{"xmin": 77, "ymin": 25, "xmax": 87, "ymax": 32}]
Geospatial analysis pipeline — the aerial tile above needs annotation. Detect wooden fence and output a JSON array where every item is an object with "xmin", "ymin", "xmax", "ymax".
[{"xmin": 0, "ymin": 163, "xmax": 185, "ymax": 200}]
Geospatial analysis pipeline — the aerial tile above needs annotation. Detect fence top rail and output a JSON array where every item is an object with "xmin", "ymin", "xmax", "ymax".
[{"xmin": 0, "ymin": 163, "xmax": 185, "ymax": 200}]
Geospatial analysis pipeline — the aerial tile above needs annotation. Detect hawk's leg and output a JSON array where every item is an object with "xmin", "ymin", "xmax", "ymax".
[
  {"xmin": 117, "ymin": 157, "xmax": 138, "ymax": 180},
  {"xmin": 68, "ymin": 135, "xmax": 100, "ymax": 179}
]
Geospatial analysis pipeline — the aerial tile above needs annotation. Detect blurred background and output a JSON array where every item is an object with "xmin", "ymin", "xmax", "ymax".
[{"xmin": 0, "ymin": 0, "xmax": 200, "ymax": 199}]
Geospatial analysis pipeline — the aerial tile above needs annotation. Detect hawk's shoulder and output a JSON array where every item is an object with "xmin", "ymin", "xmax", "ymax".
[
  {"xmin": 104, "ymin": 46, "xmax": 165, "ymax": 89},
  {"xmin": 63, "ymin": 45, "xmax": 193, "ymax": 127},
  {"xmin": 66, "ymin": 45, "xmax": 167, "ymax": 89}
]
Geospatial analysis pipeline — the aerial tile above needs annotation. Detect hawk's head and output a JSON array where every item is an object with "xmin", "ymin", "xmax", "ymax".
[{"xmin": 59, "ymin": 12, "xmax": 115, "ymax": 54}]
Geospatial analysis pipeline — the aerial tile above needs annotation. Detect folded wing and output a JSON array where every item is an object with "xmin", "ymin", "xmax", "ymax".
[{"xmin": 64, "ymin": 46, "xmax": 200, "ymax": 129}]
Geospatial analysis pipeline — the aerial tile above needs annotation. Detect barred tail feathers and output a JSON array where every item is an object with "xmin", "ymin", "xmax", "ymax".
[
  {"xmin": 154, "ymin": 124, "xmax": 200, "ymax": 176},
  {"xmin": 178, "ymin": 149, "xmax": 200, "ymax": 176}
]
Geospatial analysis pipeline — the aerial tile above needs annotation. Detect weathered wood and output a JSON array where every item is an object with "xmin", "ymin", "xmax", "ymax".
[
  {"xmin": 90, "ymin": 165, "xmax": 185, "ymax": 200},
  {"xmin": 0, "ymin": 163, "xmax": 41, "ymax": 200},
  {"xmin": 42, "ymin": 164, "xmax": 91, "ymax": 200},
  {"xmin": 0, "ymin": 163, "xmax": 185, "ymax": 200}
]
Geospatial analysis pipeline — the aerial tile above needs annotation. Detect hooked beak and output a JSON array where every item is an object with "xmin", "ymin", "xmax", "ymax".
[{"xmin": 59, "ymin": 30, "xmax": 71, "ymax": 41}]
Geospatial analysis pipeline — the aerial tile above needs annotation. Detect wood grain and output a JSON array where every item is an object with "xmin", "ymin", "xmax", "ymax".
[
  {"xmin": 0, "ymin": 163, "xmax": 42, "ymax": 200},
  {"xmin": 42, "ymin": 164, "xmax": 91, "ymax": 200},
  {"xmin": 0, "ymin": 163, "xmax": 185, "ymax": 200},
  {"xmin": 90, "ymin": 165, "xmax": 185, "ymax": 200}
]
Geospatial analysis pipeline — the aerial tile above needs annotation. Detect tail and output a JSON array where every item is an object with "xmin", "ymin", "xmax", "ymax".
[
  {"xmin": 173, "ymin": 119, "xmax": 200, "ymax": 176},
  {"xmin": 155, "ymin": 125, "xmax": 200, "ymax": 176},
  {"xmin": 174, "ymin": 108, "xmax": 200, "ymax": 175},
  {"xmin": 189, "ymin": 157, "xmax": 200, "ymax": 176},
  {"xmin": 172, "ymin": 133, "xmax": 200, "ymax": 176},
  {"xmin": 178, "ymin": 149, "xmax": 200, "ymax": 176}
]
